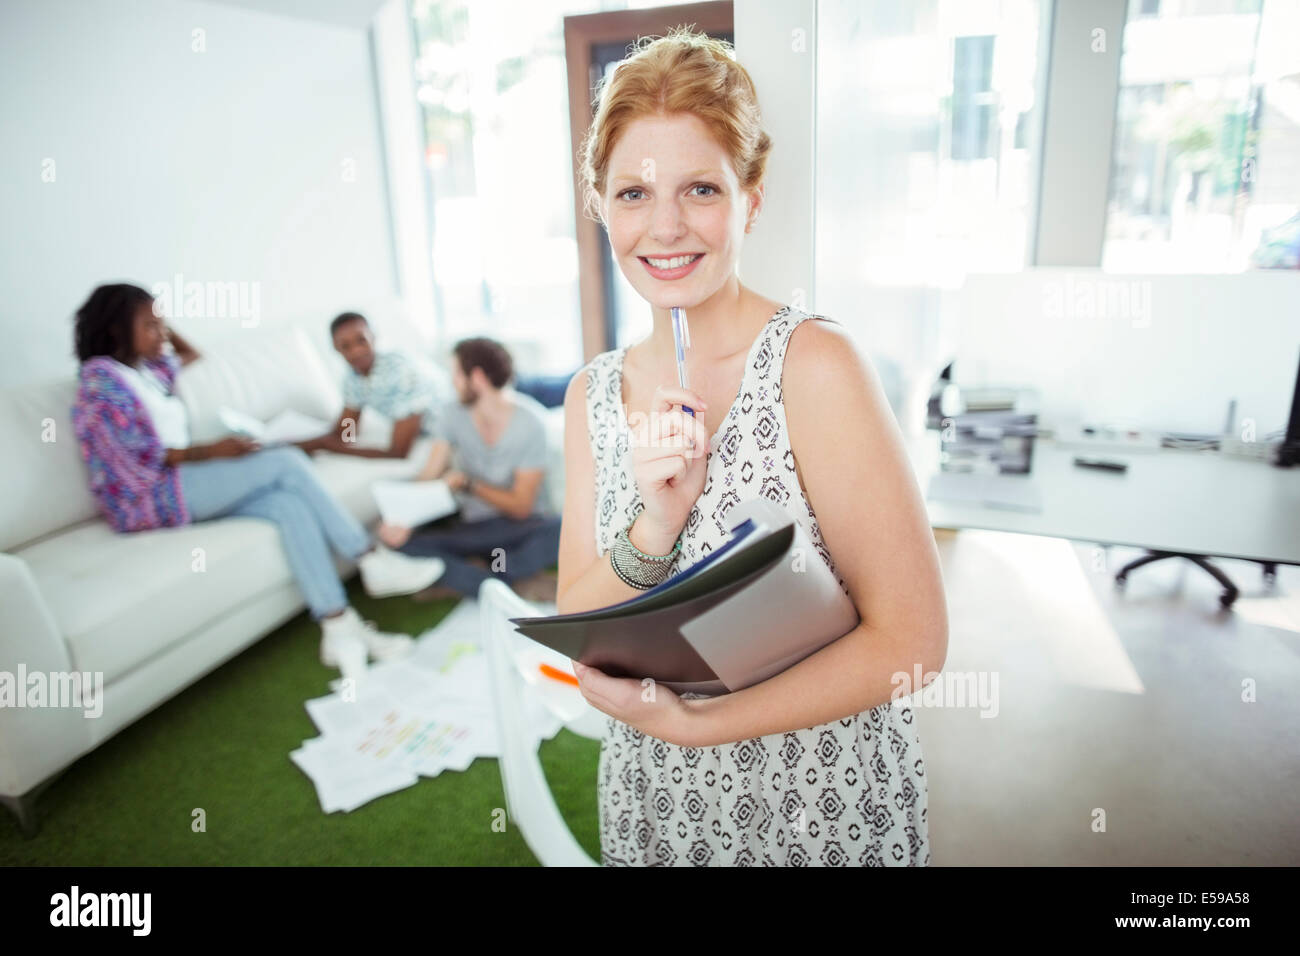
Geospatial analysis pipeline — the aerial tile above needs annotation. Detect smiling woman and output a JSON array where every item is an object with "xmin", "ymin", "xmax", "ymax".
[{"xmin": 555, "ymin": 27, "xmax": 948, "ymax": 867}]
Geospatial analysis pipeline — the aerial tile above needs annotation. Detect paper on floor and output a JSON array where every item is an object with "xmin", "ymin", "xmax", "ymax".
[{"xmin": 291, "ymin": 597, "xmax": 563, "ymax": 814}]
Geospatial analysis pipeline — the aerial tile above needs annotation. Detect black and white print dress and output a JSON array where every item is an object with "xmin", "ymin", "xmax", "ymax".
[{"xmin": 583, "ymin": 304, "xmax": 930, "ymax": 866}]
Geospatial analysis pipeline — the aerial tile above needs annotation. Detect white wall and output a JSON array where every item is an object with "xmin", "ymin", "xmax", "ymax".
[
  {"xmin": 0, "ymin": 0, "xmax": 401, "ymax": 388},
  {"xmin": 734, "ymin": 0, "xmax": 818, "ymax": 309}
]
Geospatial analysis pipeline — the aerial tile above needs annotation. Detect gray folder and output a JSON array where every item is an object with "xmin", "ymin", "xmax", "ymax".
[{"xmin": 509, "ymin": 498, "xmax": 861, "ymax": 696}]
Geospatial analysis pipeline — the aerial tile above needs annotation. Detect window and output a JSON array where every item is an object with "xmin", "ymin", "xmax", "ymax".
[
  {"xmin": 1103, "ymin": 0, "xmax": 1300, "ymax": 272},
  {"xmin": 409, "ymin": 0, "xmax": 590, "ymax": 375},
  {"xmin": 952, "ymin": 35, "xmax": 997, "ymax": 162},
  {"xmin": 815, "ymin": 0, "xmax": 1046, "ymax": 287}
]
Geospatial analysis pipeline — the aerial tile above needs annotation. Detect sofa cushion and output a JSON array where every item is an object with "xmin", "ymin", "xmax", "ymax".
[
  {"xmin": 16, "ymin": 517, "xmax": 292, "ymax": 685},
  {"xmin": 176, "ymin": 326, "xmax": 342, "ymax": 444},
  {"xmin": 12, "ymin": 441, "xmax": 426, "ymax": 683},
  {"xmin": 0, "ymin": 379, "xmax": 100, "ymax": 552}
]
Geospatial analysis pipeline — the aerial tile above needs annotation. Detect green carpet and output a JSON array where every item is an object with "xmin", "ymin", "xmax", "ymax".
[{"xmin": 0, "ymin": 577, "xmax": 602, "ymax": 865}]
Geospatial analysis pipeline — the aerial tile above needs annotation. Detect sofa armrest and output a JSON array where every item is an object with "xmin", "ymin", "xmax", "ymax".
[
  {"xmin": 0, "ymin": 552, "xmax": 90, "ymax": 797},
  {"xmin": 0, "ymin": 552, "xmax": 69, "ymax": 674}
]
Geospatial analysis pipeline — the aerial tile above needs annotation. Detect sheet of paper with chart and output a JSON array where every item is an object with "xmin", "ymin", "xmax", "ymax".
[{"xmin": 289, "ymin": 598, "xmax": 561, "ymax": 813}]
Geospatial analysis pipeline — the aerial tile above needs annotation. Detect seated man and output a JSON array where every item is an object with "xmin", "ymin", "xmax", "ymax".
[
  {"xmin": 300, "ymin": 311, "xmax": 447, "ymax": 459},
  {"xmin": 377, "ymin": 337, "xmax": 560, "ymax": 602}
]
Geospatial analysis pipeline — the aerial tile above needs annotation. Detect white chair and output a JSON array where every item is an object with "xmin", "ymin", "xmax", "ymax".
[{"xmin": 479, "ymin": 579, "xmax": 600, "ymax": 866}]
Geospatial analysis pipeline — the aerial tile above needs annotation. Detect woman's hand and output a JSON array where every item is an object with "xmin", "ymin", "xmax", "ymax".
[
  {"xmin": 571, "ymin": 661, "xmax": 695, "ymax": 746},
  {"xmin": 164, "ymin": 324, "xmax": 201, "ymax": 366},
  {"xmin": 168, "ymin": 436, "xmax": 258, "ymax": 466},
  {"xmin": 628, "ymin": 385, "xmax": 710, "ymax": 551},
  {"xmin": 442, "ymin": 469, "xmax": 469, "ymax": 492},
  {"xmin": 205, "ymin": 436, "xmax": 260, "ymax": 459}
]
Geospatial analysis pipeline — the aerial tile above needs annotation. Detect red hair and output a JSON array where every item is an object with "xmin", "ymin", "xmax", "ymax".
[{"xmin": 578, "ymin": 26, "xmax": 773, "ymax": 226}]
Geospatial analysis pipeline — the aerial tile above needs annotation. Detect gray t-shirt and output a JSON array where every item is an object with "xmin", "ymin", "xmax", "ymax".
[{"xmin": 440, "ymin": 395, "xmax": 552, "ymax": 522}]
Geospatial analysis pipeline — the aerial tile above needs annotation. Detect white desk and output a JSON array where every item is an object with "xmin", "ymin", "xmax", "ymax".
[{"xmin": 906, "ymin": 433, "xmax": 1300, "ymax": 567}]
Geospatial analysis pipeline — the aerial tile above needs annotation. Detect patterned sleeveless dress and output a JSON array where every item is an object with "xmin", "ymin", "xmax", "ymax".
[{"xmin": 582, "ymin": 304, "xmax": 930, "ymax": 866}]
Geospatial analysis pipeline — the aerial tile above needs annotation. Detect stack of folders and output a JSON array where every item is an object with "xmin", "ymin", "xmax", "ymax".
[{"xmin": 509, "ymin": 497, "xmax": 860, "ymax": 696}]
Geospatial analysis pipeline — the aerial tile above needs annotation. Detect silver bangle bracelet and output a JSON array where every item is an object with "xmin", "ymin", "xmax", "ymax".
[{"xmin": 610, "ymin": 515, "xmax": 680, "ymax": 590}]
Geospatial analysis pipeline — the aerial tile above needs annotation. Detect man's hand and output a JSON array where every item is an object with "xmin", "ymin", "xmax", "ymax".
[
  {"xmin": 377, "ymin": 522, "xmax": 412, "ymax": 548},
  {"xmin": 443, "ymin": 470, "xmax": 469, "ymax": 492},
  {"xmin": 295, "ymin": 435, "xmax": 332, "ymax": 454}
]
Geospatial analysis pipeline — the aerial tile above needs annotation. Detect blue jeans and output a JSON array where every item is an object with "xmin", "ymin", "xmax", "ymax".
[
  {"xmin": 178, "ymin": 446, "xmax": 370, "ymax": 620},
  {"xmin": 397, "ymin": 512, "xmax": 561, "ymax": 597}
]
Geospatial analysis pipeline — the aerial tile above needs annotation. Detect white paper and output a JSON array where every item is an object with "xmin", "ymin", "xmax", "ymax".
[
  {"xmin": 262, "ymin": 409, "xmax": 331, "ymax": 444},
  {"xmin": 290, "ymin": 597, "xmax": 563, "ymax": 814},
  {"xmin": 218, "ymin": 406, "xmax": 330, "ymax": 445},
  {"xmin": 217, "ymin": 406, "xmax": 264, "ymax": 439},
  {"xmin": 512, "ymin": 627, "xmax": 592, "ymax": 724},
  {"xmin": 372, "ymin": 479, "xmax": 458, "ymax": 526},
  {"xmin": 289, "ymin": 736, "xmax": 419, "ymax": 813}
]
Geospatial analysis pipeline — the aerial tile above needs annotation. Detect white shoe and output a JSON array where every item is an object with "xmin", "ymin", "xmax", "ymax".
[
  {"xmin": 357, "ymin": 545, "xmax": 446, "ymax": 598},
  {"xmin": 320, "ymin": 612, "xmax": 368, "ymax": 680},
  {"xmin": 320, "ymin": 607, "xmax": 414, "ymax": 667}
]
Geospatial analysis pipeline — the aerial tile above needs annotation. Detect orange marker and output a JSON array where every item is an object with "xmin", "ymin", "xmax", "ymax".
[{"xmin": 539, "ymin": 663, "xmax": 580, "ymax": 686}]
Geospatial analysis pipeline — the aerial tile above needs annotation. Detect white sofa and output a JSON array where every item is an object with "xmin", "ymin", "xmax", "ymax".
[{"xmin": 0, "ymin": 325, "xmax": 565, "ymax": 834}]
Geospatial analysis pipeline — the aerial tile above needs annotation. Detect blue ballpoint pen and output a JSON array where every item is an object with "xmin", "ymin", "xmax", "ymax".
[{"xmin": 670, "ymin": 307, "xmax": 694, "ymax": 418}]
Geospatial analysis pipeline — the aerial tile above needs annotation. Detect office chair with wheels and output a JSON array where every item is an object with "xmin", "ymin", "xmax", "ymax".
[{"xmin": 1114, "ymin": 551, "xmax": 1278, "ymax": 609}]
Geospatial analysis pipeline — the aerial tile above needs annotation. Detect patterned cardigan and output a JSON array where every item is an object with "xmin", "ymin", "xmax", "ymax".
[{"xmin": 71, "ymin": 353, "xmax": 191, "ymax": 533}]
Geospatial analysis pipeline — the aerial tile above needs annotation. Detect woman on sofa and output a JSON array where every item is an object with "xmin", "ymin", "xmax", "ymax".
[{"xmin": 69, "ymin": 282, "xmax": 448, "ymax": 673}]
